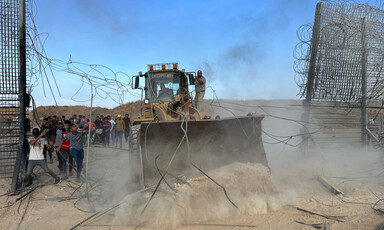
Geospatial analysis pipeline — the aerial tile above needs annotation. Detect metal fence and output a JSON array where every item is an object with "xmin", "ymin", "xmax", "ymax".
[
  {"xmin": 296, "ymin": 2, "xmax": 384, "ymax": 105},
  {"xmin": 294, "ymin": 2, "xmax": 384, "ymax": 146},
  {"xmin": 0, "ymin": 0, "xmax": 27, "ymax": 192}
]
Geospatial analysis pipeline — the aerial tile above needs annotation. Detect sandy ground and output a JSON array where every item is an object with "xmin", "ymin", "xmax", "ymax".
[
  {"xmin": 1, "ymin": 100, "xmax": 384, "ymax": 229},
  {"xmin": 1, "ymin": 144, "xmax": 383, "ymax": 230}
]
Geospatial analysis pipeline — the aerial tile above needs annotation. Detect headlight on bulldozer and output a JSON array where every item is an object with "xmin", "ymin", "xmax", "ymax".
[{"xmin": 144, "ymin": 99, "xmax": 150, "ymax": 112}]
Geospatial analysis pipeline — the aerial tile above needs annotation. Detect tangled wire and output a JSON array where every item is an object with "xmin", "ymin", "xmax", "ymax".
[{"xmin": 25, "ymin": 0, "xmax": 140, "ymax": 106}]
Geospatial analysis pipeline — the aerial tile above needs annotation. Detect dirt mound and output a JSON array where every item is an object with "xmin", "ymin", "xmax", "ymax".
[{"xmin": 113, "ymin": 162, "xmax": 285, "ymax": 229}]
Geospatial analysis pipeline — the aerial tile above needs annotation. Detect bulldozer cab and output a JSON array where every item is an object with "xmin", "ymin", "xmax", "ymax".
[
  {"xmin": 147, "ymin": 70, "xmax": 188, "ymax": 103},
  {"xmin": 132, "ymin": 63, "xmax": 193, "ymax": 103},
  {"xmin": 132, "ymin": 63, "xmax": 198, "ymax": 122}
]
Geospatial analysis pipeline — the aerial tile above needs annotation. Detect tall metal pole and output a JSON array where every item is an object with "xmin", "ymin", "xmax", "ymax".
[
  {"xmin": 301, "ymin": 2, "xmax": 323, "ymax": 154},
  {"xmin": 11, "ymin": 0, "xmax": 26, "ymax": 192},
  {"xmin": 304, "ymin": 2, "xmax": 323, "ymax": 105},
  {"xmin": 85, "ymin": 78, "xmax": 95, "ymax": 211},
  {"xmin": 361, "ymin": 17, "xmax": 368, "ymax": 146}
]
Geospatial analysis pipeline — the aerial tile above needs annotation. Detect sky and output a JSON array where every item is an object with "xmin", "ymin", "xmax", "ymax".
[{"xmin": 30, "ymin": 0, "xmax": 322, "ymax": 108}]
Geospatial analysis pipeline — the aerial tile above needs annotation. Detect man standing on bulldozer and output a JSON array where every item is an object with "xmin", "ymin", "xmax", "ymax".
[{"xmin": 194, "ymin": 70, "xmax": 206, "ymax": 110}]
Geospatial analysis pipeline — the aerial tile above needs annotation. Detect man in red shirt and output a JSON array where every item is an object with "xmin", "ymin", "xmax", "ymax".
[
  {"xmin": 55, "ymin": 120, "xmax": 74, "ymax": 178},
  {"xmin": 102, "ymin": 117, "xmax": 112, "ymax": 147}
]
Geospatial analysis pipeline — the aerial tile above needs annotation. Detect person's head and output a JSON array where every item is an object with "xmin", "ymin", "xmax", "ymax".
[
  {"xmin": 79, "ymin": 115, "xmax": 82, "ymax": 119},
  {"xmin": 69, "ymin": 118, "xmax": 74, "ymax": 124},
  {"xmin": 43, "ymin": 115, "xmax": 47, "ymax": 118},
  {"xmin": 42, "ymin": 118, "xmax": 49, "ymax": 126},
  {"xmin": 76, "ymin": 117, "xmax": 81, "ymax": 123},
  {"xmin": 73, "ymin": 114, "xmax": 77, "ymax": 119},
  {"xmin": 87, "ymin": 119, "xmax": 90, "ymax": 122},
  {"xmin": 69, "ymin": 124, "xmax": 78, "ymax": 132},
  {"xmin": 47, "ymin": 116, "xmax": 52, "ymax": 122},
  {"xmin": 197, "ymin": 70, "xmax": 202, "ymax": 77},
  {"xmin": 64, "ymin": 120, "xmax": 70, "ymax": 129},
  {"xmin": 125, "ymin": 113, "xmax": 129, "ymax": 118},
  {"xmin": 160, "ymin": 83, "xmax": 165, "ymax": 90},
  {"xmin": 107, "ymin": 115, "xmax": 111, "ymax": 120},
  {"xmin": 52, "ymin": 115, "xmax": 57, "ymax": 121},
  {"xmin": 57, "ymin": 121, "xmax": 64, "ymax": 129},
  {"xmin": 62, "ymin": 115, "xmax": 66, "ymax": 120},
  {"xmin": 117, "ymin": 114, "xmax": 121, "ymax": 120},
  {"xmin": 103, "ymin": 117, "xmax": 108, "ymax": 122},
  {"xmin": 32, "ymin": 128, "xmax": 40, "ymax": 138},
  {"xmin": 96, "ymin": 116, "xmax": 100, "ymax": 121},
  {"xmin": 100, "ymin": 115, "xmax": 104, "ymax": 119}
]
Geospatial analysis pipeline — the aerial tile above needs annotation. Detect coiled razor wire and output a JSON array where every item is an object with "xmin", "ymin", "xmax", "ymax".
[{"xmin": 294, "ymin": 0, "xmax": 384, "ymax": 106}]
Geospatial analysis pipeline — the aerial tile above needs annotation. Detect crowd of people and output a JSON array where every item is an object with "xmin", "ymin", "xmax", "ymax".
[{"xmin": 26, "ymin": 113, "xmax": 132, "ymax": 183}]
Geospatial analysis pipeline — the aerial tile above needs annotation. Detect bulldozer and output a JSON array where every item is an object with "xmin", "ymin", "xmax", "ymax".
[{"xmin": 130, "ymin": 63, "xmax": 268, "ymax": 187}]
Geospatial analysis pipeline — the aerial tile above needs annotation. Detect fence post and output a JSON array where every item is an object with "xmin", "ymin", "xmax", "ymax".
[
  {"xmin": 11, "ymin": 0, "xmax": 26, "ymax": 192},
  {"xmin": 361, "ymin": 17, "xmax": 368, "ymax": 146},
  {"xmin": 302, "ymin": 2, "xmax": 323, "ymax": 153}
]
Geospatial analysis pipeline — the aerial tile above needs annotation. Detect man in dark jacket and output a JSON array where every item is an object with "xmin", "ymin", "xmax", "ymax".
[{"xmin": 40, "ymin": 118, "xmax": 55, "ymax": 163}]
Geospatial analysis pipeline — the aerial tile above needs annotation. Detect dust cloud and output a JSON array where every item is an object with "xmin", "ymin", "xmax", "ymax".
[
  {"xmin": 210, "ymin": 100, "xmax": 382, "ymax": 176},
  {"xmin": 111, "ymin": 100, "xmax": 303, "ymax": 229},
  {"xmin": 101, "ymin": 99, "xmax": 383, "ymax": 229},
  {"xmin": 79, "ymin": 146, "xmax": 141, "ymax": 210},
  {"xmin": 113, "ymin": 162, "xmax": 294, "ymax": 229}
]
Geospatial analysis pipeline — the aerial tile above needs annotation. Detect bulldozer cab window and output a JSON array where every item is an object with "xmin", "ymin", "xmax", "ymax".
[{"xmin": 148, "ymin": 73, "xmax": 179, "ymax": 102}]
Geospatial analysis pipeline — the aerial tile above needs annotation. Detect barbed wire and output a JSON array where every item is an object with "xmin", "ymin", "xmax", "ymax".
[
  {"xmin": 293, "ymin": 0, "xmax": 384, "ymax": 105},
  {"xmin": 25, "ymin": 0, "xmax": 141, "ymax": 106}
]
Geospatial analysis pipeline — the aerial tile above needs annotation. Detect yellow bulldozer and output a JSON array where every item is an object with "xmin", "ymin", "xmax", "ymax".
[{"xmin": 130, "ymin": 63, "xmax": 268, "ymax": 187}]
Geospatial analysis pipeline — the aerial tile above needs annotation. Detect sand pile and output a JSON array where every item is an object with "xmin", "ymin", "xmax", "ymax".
[{"xmin": 113, "ymin": 162, "xmax": 289, "ymax": 229}]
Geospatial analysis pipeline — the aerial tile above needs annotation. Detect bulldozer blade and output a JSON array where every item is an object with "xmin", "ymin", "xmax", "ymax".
[{"xmin": 137, "ymin": 115, "xmax": 268, "ymax": 187}]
